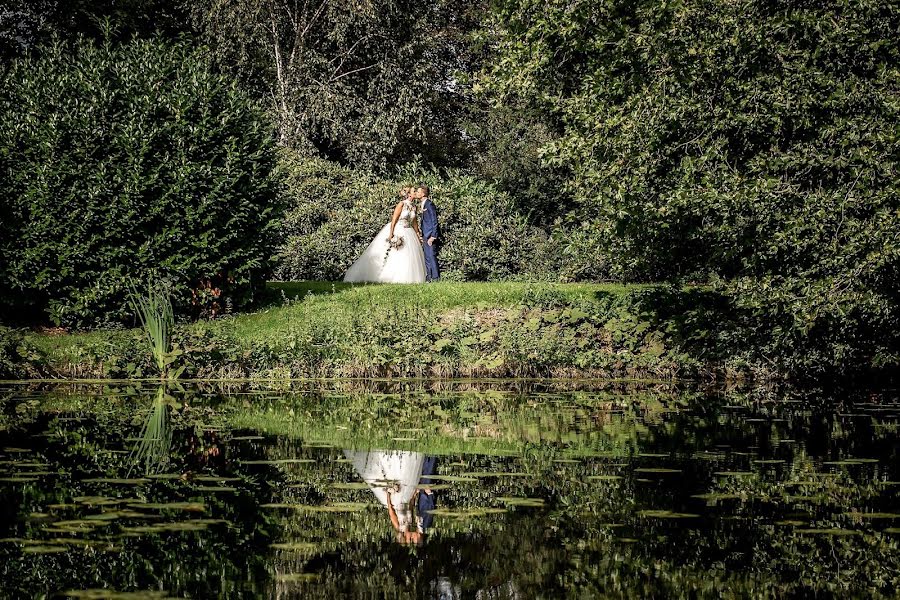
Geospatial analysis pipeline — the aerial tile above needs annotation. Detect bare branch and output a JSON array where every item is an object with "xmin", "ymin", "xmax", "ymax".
[
  {"xmin": 331, "ymin": 62, "xmax": 380, "ymax": 82},
  {"xmin": 270, "ymin": 10, "xmax": 289, "ymax": 122},
  {"xmin": 288, "ymin": 0, "xmax": 328, "ymax": 70},
  {"xmin": 276, "ymin": 0, "xmax": 297, "ymax": 33},
  {"xmin": 300, "ymin": 0, "xmax": 329, "ymax": 39},
  {"xmin": 327, "ymin": 35, "xmax": 371, "ymax": 79}
]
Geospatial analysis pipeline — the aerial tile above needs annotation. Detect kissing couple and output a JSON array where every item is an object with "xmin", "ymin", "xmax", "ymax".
[{"xmin": 343, "ymin": 184, "xmax": 440, "ymax": 284}]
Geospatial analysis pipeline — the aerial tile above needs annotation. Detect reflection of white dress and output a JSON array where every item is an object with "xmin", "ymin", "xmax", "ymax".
[
  {"xmin": 343, "ymin": 200, "xmax": 426, "ymax": 284},
  {"xmin": 345, "ymin": 449, "xmax": 425, "ymax": 531}
]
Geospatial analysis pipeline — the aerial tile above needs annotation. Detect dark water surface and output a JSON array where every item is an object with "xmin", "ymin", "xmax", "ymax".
[{"xmin": 0, "ymin": 381, "xmax": 899, "ymax": 599}]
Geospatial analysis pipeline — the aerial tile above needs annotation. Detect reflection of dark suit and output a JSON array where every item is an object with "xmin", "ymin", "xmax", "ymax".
[
  {"xmin": 418, "ymin": 456, "xmax": 437, "ymax": 532},
  {"xmin": 421, "ymin": 198, "xmax": 440, "ymax": 281}
]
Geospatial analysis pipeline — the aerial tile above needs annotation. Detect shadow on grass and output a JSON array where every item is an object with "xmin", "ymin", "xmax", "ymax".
[{"xmin": 262, "ymin": 281, "xmax": 357, "ymax": 306}]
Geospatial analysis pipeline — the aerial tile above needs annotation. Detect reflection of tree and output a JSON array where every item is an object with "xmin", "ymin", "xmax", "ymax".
[
  {"xmin": 5, "ymin": 383, "xmax": 900, "ymax": 597},
  {"xmin": 257, "ymin": 388, "xmax": 900, "ymax": 597},
  {"xmin": 129, "ymin": 386, "xmax": 174, "ymax": 475}
]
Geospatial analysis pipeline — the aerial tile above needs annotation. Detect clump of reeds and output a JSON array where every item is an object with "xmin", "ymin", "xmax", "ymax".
[{"xmin": 127, "ymin": 280, "xmax": 180, "ymax": 379}]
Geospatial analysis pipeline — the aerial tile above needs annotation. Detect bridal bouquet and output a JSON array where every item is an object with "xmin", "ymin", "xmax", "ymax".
[
  {"xmin": 387, "ymin": 235, "xmax": 405, "ymax": 250},
  {"xmin": 383, "ymin": 234, "xmax": 404, "ymax": 264}
]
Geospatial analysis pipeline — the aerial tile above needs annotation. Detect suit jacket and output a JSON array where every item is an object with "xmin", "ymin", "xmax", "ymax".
[{"xmin": 421, "ymin": 198, "xmax": 439, "ymax": 240}]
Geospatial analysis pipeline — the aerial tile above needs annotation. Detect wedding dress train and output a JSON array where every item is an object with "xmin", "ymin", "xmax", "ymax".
[
  {"xmin": 343, "ymin": 199, "xmax": 426, "ymax": 284},
  {"xmin": 344, "ymin": 449, "xmax": 425, "ymax": 531}
]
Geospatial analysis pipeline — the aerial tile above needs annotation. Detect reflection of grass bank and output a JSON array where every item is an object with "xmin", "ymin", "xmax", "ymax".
[
  {"xmin": 228, "ymin": 396, "xmax": 651, "ymax": 459},
  {"xmin": 6, "ymin": 281, "xmax": 759, "ymax": 381},
  {"xmin": 4, "ymin": 383, "xmax": 899, "ymax": 598},
  {"xmin": 15, "ymin": 382, "xmax": 694, "ymax": 459}
]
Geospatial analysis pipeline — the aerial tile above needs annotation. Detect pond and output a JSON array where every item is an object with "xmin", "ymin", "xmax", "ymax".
[{"xmin": 0, "ymin": 381, "xmax": 899, "ymax": 598}]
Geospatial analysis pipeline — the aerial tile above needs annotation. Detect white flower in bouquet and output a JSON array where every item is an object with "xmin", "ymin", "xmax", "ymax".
[{"xmin": 383, "ymin": 234, "xmax": 405, "ymax": 264}]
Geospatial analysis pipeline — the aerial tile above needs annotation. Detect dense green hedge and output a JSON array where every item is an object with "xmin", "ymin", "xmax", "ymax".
[
  {"xmin": 481, "ymin": 0, "xmax": 900, "ymax": 375},
  {"xmin": 273, "ymin": 153, "xmax": 546, "ymax": 282},
  {"xmin": 0, "ymin": 37, "xmax": 281, "ymax": 327}
]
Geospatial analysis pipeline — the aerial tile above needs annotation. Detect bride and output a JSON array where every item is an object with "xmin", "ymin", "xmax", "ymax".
[
  {"xmin": 343, "ymin": 188, "xmax": 426, "ymax": 283},
  {"xmin": 343, "ymin": 448, "xmax": 432, "ymax": 545}
]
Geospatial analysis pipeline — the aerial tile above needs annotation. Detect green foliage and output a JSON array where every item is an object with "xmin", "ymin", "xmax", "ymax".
[
  {"xmin": 273, "ymin": 153, "xmax": 545, "ymax": 282},
  {"xmin": 127, "ymin": 282, "xmax": 182, "ymax": 379},
  {"xmin": 189, "ymin": 0, "xmax": 477, "ymax": 171},
  {"xmin": 481, "ymin": 0, "xmax": 900, "ymax": 374},
  {"xmin": 464, "ymin": 106, "xmax": 570, "ymax": 227},
  {"xmin": 0, "ymin": 326, "xmax": 45, "ymax": 380},
  {"xmin": 0, "ymin": 36, "xmax": 281, "ymax": 327},
  {"xmin": 726, "ymin": 274, "xmax": 900, "ymax": 377},
  {"xmin": 0, "ymin": 0, "xmax": 190, "ymax": 59},
  {"xmin": 31, "ymin": 279, "xmax": 892, "ymax": 380},
  {"xmin": 0, "ymin": 326, "xmax": 25, "ymax": 380},
  {"xmin": 20, "ymin": 282, "xmax": 724, "ymax": 381}
]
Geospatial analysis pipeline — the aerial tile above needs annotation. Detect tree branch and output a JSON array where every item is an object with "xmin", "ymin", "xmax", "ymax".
[
  {"xmin": 328, "ymin": 35, "xmax": 370, "ymax": 79},
  {"xmin": 331, "ymin": 62, "xmax": 380, "ymax": 82},
  {"xmin": 301, "ymin": 0, "xmax": 328, "ymax": 39}
]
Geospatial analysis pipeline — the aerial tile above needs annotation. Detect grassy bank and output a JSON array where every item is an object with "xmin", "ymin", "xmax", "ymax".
[{"xmin": 1, "ymin": 281, "xmax": 759, "ymax": 381}]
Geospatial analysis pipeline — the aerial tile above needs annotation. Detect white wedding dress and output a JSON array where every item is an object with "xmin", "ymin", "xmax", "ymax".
[
  {"xmin": 343, "ymin": 199, "xmax": 426, "ymax": 283},
  {"xmin": 345, "ymin": 449, "xmax": 425, "ymax": 531}
]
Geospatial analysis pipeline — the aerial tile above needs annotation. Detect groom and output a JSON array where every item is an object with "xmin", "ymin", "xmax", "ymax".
[{"xmin": 417, "ymin": 185, "xmax": 440, "ymax": 281}]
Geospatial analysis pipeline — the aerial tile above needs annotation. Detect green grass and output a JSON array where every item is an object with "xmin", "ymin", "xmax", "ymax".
[
  {"xmin": 236, "ymin": 281, "xmax": 638, "ymax": 341},
  {"xmin": 269, "ymin": 280, "xmax": 635, "ymax": 303},
  {"xmin": 11, "ymin": 281, "xmax": 741, "ymax": 381},
  {"xmin": 27, "ymin": 282, "xmax": 639, "ymax": 351}
]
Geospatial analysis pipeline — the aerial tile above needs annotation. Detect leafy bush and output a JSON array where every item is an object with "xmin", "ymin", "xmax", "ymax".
[
  {"xmin": 481, "ymin": 0, "xmax": 900, "ymax": 374},
  {"xmin": 465, "ymin": 106, "xmax": 571, "ymax": 228},
  {"xmin": 0, "ymin": 326, "xmax": 24, "ymax": 379},
  {"xmin": 273, "ymin": 153, "xmax": 546, "ymax": 282},
  {"xmin": 0, "ymin": 37, "xmax": 281, "ymax": 327},
  {"xmin": 0, "ymin": 325, "xmax": 45, "ymax": 379}
]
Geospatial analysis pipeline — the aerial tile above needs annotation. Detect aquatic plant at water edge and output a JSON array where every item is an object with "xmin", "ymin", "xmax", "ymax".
[{"xmin": 128, "ymin": 281, "xmax": 182, "ymax": 379}]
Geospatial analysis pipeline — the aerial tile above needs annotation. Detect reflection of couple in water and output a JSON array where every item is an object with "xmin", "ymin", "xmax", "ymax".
[{"xmin": 344, "ymin": 450, "xmax": 437, "ymax": 545}]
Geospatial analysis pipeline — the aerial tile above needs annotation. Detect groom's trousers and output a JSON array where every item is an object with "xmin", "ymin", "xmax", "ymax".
[{"xmin": 424, "ymin": 242, "xmax": 440, "ymax": 281}]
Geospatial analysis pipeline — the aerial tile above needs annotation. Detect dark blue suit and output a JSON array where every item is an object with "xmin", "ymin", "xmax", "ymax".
[
  {"xmin": 417, "ymin": 456, "xmax": 437, "ymax": 533},
  {"xmin": 421, "ymin": 198, "xmax": 440, "ymax": 281}
]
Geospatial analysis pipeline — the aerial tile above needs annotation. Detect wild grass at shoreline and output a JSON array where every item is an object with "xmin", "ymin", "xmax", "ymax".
[{"xmin": 0, "ymin": 281, "xmax": 813, "ymax": 382}]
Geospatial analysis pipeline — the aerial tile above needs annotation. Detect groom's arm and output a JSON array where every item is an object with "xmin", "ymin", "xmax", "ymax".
[{"xmin": 425, "ymin": 202, "xmax": 439, "ymax": 240}]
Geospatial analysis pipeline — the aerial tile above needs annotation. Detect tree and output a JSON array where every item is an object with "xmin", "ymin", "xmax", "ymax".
[
  {"xmin": 481, "ymin": 0, "xmax": 900, "ymax": 372},
  {"xmin": 189, "ymin": 0, "xmax": 478, "ymax": 171},
  {"xmin": 0, "ymin": 0, "xmax": 189, "ymax": 59}
]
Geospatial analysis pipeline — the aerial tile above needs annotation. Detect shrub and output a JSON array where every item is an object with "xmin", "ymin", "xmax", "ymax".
[
  {"xmin": 0, "ymin": 326, "xmax": 24, "ymax": 379},
  {"xmin": 0, "ymin": 325, "xmax": 45, "ymax": 379},
  {"xmin": 0, "ymin": 37, "xmax": 281, "ymax": 327},
  {"xmin": 273, "ymin": 153, "xmax": 546, "ymax": 282},
  {"xmin": 481, "ymin": 0, "xmax": 900, "ymax": 374}
]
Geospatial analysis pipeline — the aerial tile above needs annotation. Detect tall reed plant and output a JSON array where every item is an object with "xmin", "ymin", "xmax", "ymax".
[{"xmin": 128, "ymin": 280, "xmax": 182, "ymax": 379}]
